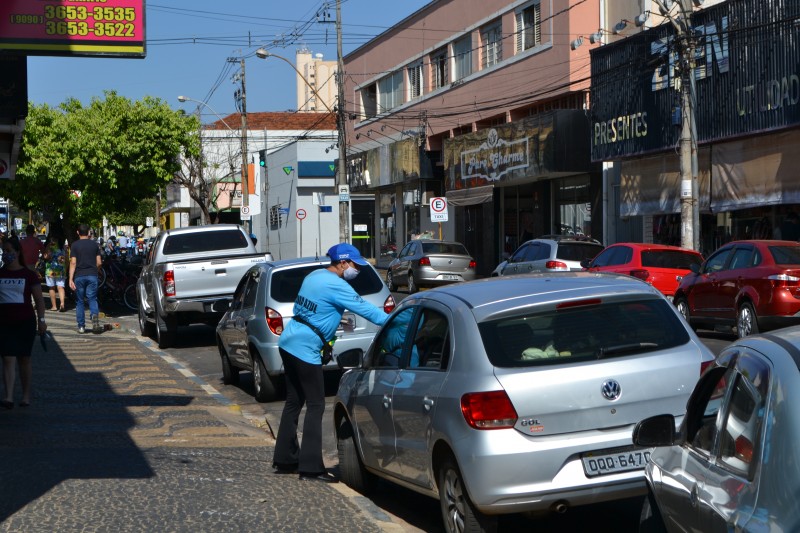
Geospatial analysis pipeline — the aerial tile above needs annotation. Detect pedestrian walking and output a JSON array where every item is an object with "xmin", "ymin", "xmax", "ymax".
[
  {"xmin": 0, "ymin": 235, "xmax": 47, "ymax": 409},
  {"xmin": 43, "ymin": 236, "xmax": 67, "ymax": 312},
  {"xmin": 68, "ymin": 224, "xmax": 102, "ymax": 334},
  {"xmin": 272, "ymin": 243, "xmax": 389, "ymax": 482},
  {"xmin": 19, "ymin": 224, "xmax": 43, "ymax": 274}
]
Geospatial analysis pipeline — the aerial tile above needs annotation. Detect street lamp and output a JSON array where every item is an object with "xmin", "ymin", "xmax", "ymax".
[{"xmin": 254, "ymin": 49, "xmax": 334, "ymax": 113}]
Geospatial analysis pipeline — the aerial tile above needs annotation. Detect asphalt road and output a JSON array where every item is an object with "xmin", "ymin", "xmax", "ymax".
[{"xmin": 111, "ymin": 292, "xmax": 737, "ymax": 533}]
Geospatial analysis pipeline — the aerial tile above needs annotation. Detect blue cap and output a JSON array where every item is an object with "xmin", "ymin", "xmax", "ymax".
[{"xmin": 327, "ymin": 243, "xmax": 368, "ymax": 266}]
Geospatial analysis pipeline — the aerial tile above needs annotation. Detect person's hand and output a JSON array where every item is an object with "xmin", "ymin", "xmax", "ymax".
[
  {"xmin": 69, "ymin": 279, "xmax": 76, "ymax": 290},
  {"xmin": 37, "ymin": 320, "xmax": 47, "ymax": 336}
]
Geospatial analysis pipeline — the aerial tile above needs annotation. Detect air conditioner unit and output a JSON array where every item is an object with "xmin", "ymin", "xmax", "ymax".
[{"xmin": 421, "ymin": 191, "xmax": 434, "ymax": 206}]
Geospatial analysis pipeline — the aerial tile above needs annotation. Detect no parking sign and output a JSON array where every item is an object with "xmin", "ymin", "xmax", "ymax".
[{"xmin": 430, "ymin": 197, "xmax": 448, "ymax": 222}]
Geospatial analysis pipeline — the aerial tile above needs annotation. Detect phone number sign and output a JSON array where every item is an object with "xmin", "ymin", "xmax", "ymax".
[{"xmin": 0, "ymin": 1, "xmax": 146, "ymax": 57}]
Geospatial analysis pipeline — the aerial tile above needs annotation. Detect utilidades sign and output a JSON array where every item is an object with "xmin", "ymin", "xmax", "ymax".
[{"xmin": 0, "ymin": 0, "xmax": 146, "ymax": 57}]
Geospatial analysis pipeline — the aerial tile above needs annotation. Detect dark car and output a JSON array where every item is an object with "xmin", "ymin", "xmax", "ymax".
[
  {"xmin": 634, "ymin": 326, "xmax": 800, "ymax": 532},
  {"xmin": 673, "ymin": 240, "xmax": 800, "ymax": 337}
]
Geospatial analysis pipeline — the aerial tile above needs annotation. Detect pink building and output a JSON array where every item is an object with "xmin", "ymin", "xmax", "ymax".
[{"xmin": 344, "ymin": 0, "xmax": 603, "ymax": 273}]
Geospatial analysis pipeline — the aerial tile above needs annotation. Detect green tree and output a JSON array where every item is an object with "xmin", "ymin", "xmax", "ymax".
[
  {"xmin": 2, "ymin": 91, "xmax": 199, "ymax": 240},
  {"xmin": 106, "ymin": 197, "xmax": 157, "ymax": 236}
]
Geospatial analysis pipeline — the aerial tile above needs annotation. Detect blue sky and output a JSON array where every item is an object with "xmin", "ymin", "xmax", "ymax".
[{"xmin": 27, "ymin": 1, "xmax": 430, "ymax": 122}]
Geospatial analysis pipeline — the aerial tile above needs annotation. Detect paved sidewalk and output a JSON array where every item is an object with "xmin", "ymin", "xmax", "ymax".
[{"xmin": 0, "ymin": 311, "xmax": 395, "ymax": 532}]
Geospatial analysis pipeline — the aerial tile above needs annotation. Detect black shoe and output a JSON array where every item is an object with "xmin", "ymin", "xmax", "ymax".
[
  {"xmin": 272, "ymin": 463, "xmax": 298, "ymax": 475},
  {"xmin": 299, "ymin": 471, "xmax": 338, "ymax": 483}
]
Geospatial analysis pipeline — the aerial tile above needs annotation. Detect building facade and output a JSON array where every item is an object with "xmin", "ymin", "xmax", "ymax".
[
  {"xmin": 343, "ymin": 0, "xmax": 604, "ymax": 274},
  {"xmin": 295, "ymin": 49, "xmax": 338, "ymax": 113}
]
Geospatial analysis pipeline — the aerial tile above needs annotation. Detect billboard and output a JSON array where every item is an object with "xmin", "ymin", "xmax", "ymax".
[{"xmin": 0, "ymin": 1, "xmax": 145, "ymax": 57}]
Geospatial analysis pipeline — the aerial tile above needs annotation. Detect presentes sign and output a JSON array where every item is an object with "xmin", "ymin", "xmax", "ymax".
[{"xmin": 0, "ymin": 1, "xmax": 146, "ymax": 57}]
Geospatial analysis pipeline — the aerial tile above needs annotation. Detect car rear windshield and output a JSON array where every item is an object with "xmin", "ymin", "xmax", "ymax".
[
  {"xmin": 270, "ymin": 264, "xmax": 385, "ymax": 303},
  {"xmin": 642, "ymin": 250, "xmax": 702, "ymax": 269},
  {"xmin": 556, "ymin": 243, "xmax": 604, "ymax": 262},
  {"xmin": 162, "ymin": 229, "xmax": 249, "ymax": 255},
  {"xmin": 478, "ymin": 298, "xmax": 690, "ymax": 368},
  {"xmin": 769, "ymin": 245, "xmax": 800, "ymax": 264},
  {"xmin": 421, "ymin": 242, "xmax": 469, "ymax": 255}
]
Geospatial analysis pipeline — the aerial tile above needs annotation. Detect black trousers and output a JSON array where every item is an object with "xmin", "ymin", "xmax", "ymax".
[{"xmin": 272, "ymin": 347, "xmax": 326, "ymax": 475}]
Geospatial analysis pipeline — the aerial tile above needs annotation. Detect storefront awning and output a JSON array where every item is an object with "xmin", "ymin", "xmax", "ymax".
[{"xmin": 445, "ymin": 185, "xmax": 494, "ymax": 206}]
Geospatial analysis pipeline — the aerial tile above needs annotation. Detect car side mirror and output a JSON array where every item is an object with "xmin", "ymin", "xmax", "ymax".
[
  {"xmin": 337, "ymin": 348, "xmax": 364, "ymax": 370},
  {"xmin": 633, "ymin": 414, "xmax": 678, "ymax": 447},
  {"xmin": 580, "ymin": 259, "xmax": 591, "ymax": 269}
]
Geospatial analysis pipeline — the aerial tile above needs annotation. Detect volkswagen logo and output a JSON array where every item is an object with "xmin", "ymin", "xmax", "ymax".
[{"xmin": 601, "ymin": 380, "xmax": 621, "ymax": 401}]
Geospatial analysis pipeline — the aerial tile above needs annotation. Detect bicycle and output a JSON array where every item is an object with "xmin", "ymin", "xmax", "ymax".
[{"xmin": 98, "ymin": 255, "xmax": 141, "ymax": 311}]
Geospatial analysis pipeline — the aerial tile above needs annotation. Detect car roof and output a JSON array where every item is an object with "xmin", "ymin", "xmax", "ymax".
[
  {"xmin": 161, "ymin": 224, "xmax": 244, "ymax": 236},
  {"xmin": 530, "ymin": 237, "xmax": 604, "ymax": 245},
  {"xmin": 722, "ymin": 240, "xmax": 800, "ymax": 246},
  {"xmin": 262, "ymin": 256, "xmax": 331, "ymax": 269},
  {"xmin": 606, "ymin": 242, "xmax": 702, "ymax": 254},
  {"xmin": 410, "ymin": 272, "xmax": 664, "ymax": 322}
]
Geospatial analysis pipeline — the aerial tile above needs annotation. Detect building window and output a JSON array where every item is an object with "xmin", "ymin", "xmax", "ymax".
[
  {"xmin": 516, "ymin": 2, "xmax": 541, "ymax": 53},
  {"xmin": 378, "ymin": 71, "xmax": 404, "ymax": 112},
  {"xmin": 481, "ymin": 21, "xmax": 503, "ymax": 69},
  {"xmin": 432, "ymin": 48, "xmax": 448, "ymax": 89},
  {"xmin": 453, "ymin": 35, "xmax": 472, "ymax": 81},
  {"xmin": 408, "ymin": 61, "xmax": 423, "ymax": 100},
  {"xmin": 361, "ymin": 83, "xmax": 377, "ymax": 119}
]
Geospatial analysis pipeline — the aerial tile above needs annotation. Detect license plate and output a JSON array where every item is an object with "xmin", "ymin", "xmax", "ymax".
[
  {"xmin": 442, "ymin": 274, "xmax": 461, "ymax": 281},
  {"xmin": 581, "ymin": 448, "xmax": 652, "ymax": 477}
]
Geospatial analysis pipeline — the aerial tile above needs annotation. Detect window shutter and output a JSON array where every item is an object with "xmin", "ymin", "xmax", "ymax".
[
  {"xmin": 533, "ymin": 4, "xmax": 541, "ymax": 46},
  {"xmin": 516, "ymin": 11, "xmax": 523, "ymax": 53}
]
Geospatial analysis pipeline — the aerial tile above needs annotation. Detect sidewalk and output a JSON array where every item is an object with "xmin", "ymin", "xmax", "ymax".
[{"xmin": 0, "ymin": 311, "xmax": 397, "ymax": 532}]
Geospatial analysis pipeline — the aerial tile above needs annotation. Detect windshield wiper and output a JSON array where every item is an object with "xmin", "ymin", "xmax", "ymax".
[{"xmin": 596, "ymin": 343, "xmax": 659, "ymax": 358}]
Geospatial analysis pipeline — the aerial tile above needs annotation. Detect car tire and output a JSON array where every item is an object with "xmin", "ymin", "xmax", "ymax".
[
  {"xmin": 737, "ymin": 302, "xmax": 759, "ymax": 338},
  {"xmin": 407, "ymin": 271, "xmax": 418, "ymax": 294},
  {"xmin": 438, "ymin": 456, "xmax": 497, "ymax": 533},
  {"xmin": 219, "ymin": 341, "xmax": 240, "ymax": 385},
  {"xmin": 138, "ymin": 301, "xmax": 155, "ymax": 338},
  {"xmin": 639, "ymin": 491, "xmax": 667, "ymax": 533},
  {"xmin": 337, "ymin": 419, "xmax": 374, "ymax": 493},
  {"xmin": 674, "ymin": 297, "xmax": 696, "ymax": 331},
  {"xmin": 386, "ymin": 269, "xmax": 397, "ymax": 292},
  {"xmin": 156, "ymin": 309, "xmax": 176, "ymax": 349},
  {"xmin": 251, "ymin": 349, "xmax": 278, "ymax": 402}
]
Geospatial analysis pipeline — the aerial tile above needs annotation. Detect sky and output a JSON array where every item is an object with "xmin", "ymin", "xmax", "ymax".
[{"xmin": 26, "ymin": 0, "xmax": 430, "ymax": 123}]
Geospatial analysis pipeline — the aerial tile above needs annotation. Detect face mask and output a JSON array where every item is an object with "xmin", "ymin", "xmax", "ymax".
[
  {"xmin": 343, "ymin": 265, "xmax": 360, "ymax": 280},
  {"xmin": 2, "ymin": 252, "xmax": 15, "ymax": 264}
]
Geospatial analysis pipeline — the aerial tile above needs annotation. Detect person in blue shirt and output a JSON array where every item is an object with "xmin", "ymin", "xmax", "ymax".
[{"xmin": 272, "ymin": 243, "xmax": 388, "ymax": 483}]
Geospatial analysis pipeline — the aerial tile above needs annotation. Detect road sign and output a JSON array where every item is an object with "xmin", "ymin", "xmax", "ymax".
[
  {"xmin": 296, "ymin": 208, "xmax": 307, "ymax": 220},
  {"xmin": 241, "ymin": 205, "xmax": 250, "ymax": 216},
  {"xmin": 338, "ymin": 184, "xmax": 350, "ymax": 202},
  {"xmin": 430, "ymin": 196, "xmax": 449, "ymax": 222}
]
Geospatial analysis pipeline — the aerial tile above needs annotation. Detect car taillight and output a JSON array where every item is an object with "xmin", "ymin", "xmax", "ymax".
[
  {"xmin": 383, "ymin": 295, "xmax": 396, "ymax": 314},
  {"xmin": 545, "ymin": 260, "xmax": 568, "ymax": 270},
  {"xmin": 768, "ymin": 273, "xmax": 800, "ymax": 288},
  {"xmin": 419, "ymin": 257, "xmax": 431, "ymax": 266},
  {"xmin": 460, "ymin": 391, "xmax": 517, "ymax": 430},
  {"xmin": 700, "ymin": 359, "xmax": 714, "ymax": 376},
  {"xmin": 468, "ymin": 260, "xmax": 477, "ymax": 269},
  {"xmin": 629, "ymin": 269, "xmax": 650, "ymax": 281},
  {"xmin": 266, "ymin": 307, "xmax": 283, "ymax": 335},
  {"xmin": 162, "ymin": 270, "xmax": 175, "ymax": 297}
]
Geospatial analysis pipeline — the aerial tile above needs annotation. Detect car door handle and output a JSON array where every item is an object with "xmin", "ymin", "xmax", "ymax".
[
  {"xmin": 690, "ymin": 485, "xmax": 699, "ymax": 507},
  {"xmin": 382, "ymin": 394, "xmax": 391, "ymax": 409},
  {"xmin": 422, "ymin": 396, "xmax": 434, "ymax": 412}
]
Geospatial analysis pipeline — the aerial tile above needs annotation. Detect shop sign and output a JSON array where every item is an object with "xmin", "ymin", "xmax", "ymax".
[{"xmin": 460, "ymin": 129, "xmax": 529, "ymax": 182}]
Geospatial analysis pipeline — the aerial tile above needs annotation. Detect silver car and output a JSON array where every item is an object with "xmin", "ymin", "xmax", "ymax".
[
  {"xmin": 495, "ymin": 237, "xmax": 604, "ymax": 276},
  {"xmin": 333, "ymin": 273, "xmax": 714, "ymax": 532},
  {"xmin": 386, "ymin": 240, "xmax": 476, "ymax": 293},
  {"xmin": 634, "ymin": 326, "xmax": 800, "ymax": 532},
  {"xmin": 216, "ymin": 257, "xmax": 395, "ymax": 402}
]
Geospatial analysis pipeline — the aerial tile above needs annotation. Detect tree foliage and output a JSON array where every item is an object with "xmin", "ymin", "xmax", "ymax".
[{"xmin": 3, "ymin": 91, "xmax": 199, "ymax": 235}]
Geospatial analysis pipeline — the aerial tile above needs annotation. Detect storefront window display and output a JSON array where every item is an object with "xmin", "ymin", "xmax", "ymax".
[
  {"xmin": 554, "ymin": 176, "xmax": 592, "ymax": 239},
  {"xmin": 379, "ymin": 192, "xmax": 397, "ymax": 261}
]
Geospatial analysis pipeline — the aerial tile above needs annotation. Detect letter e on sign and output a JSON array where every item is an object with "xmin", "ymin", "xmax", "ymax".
[{"xmin": 430, "ymin": 197, "xmax": 449, "ymax": 222}]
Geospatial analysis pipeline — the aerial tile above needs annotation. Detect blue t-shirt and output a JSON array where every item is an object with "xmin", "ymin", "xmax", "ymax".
[{"xmin": 279, "ymin": 268, "xmax": 388, "ymax": 364}]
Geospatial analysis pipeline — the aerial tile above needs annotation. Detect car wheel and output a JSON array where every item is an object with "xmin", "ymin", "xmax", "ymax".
[
  {"xmin": 639, "ymin": 491, "xmax": 667, "ymax": 533},
  {"xmin": 251, "ymin": 349, "xmax": 278, "ymax": 402},
  {"xmin": 337, "ymin": 418, "xmax": 374, "ymax": 493},
  {"xmin": 138, "ymin": 302, "xmax": 155, "ymax": 338},
  {"xmin": 219, "ymin": 341, "xmax": 240, "ymax": 385},
  {"xmin": 156, "ymin": 309, "xmax": 176, "ymax": 349},
  {"xmin": 407, "ymin": 271, "xmax": 418, "ymax": 294},
  {"xmin": 438, "ymin": 456, "xmax": 497, "ymax": 533},
  {"xmin": 674, "ymin": 297, "xmax": 696, "ymax": 331},
  {"xmin": 386, "ymin": 269, "xmax": 397, "ymax": 291},
  {"xmin": 737, "ymin": 302, "xmax": 759, "ymax": 338}
]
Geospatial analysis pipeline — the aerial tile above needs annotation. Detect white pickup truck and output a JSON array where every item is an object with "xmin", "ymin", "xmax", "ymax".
[{"xmin": 136, "ymin": 224, "xmax": 273, "ymax": 348}]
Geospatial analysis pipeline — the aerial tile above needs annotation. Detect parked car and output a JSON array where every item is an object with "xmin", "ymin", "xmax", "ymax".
[
  {"xmin": 673, "ymin": 239, "xmax": 800, "ymax": 337},
  {"xmin": 634, "ymin": 326, "xmax": 800, "ymax": 532},
  {"xmin": 333, "ymin": 272, "xmax": 714, "ymax": 532},
  {"xmin": 493, "ymin": 237, "xmax": 604, "ymax": 276},
  {"xmin": 582, "ymin": 243, "xmax": 703, "ymax": 297},
  {"xmin": 386, "ymin": 239, "xmax": 476, "ymax": 293},
  {"xmin": 216, "ymin": 257, "xmax": 395, "ymax": 402}
]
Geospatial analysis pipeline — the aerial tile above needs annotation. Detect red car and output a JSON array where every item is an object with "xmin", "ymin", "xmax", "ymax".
[
  {"xmin": 673, "ymin": 240, "xmax": 800, "ymax": 337},
  {"xmin": 582, "ymin": 243, "xmax": 703, "ymax": 297}
]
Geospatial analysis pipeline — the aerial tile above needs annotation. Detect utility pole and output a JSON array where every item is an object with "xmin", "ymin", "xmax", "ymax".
[
  {"xmin": 336, "ymin": 0, "xmax": 348, "ymax": 243},
  {"xmin": 234, "ymin": 57, "xmax": 250, "ymax": 233}
]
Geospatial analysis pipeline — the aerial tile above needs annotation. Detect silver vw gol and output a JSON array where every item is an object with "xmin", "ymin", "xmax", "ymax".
[{"xmin": 333, "ymin": 272, "xmax": 714, "ymax": 532}]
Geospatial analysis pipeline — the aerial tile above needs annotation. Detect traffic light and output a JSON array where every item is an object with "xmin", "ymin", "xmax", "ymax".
[{"xmin": 258, "ymin": 149, "xmax": 267, "ymax": 167}]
